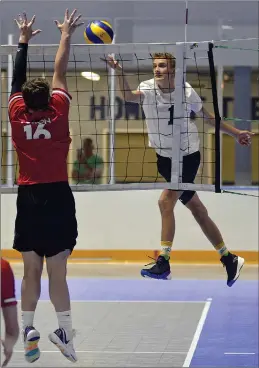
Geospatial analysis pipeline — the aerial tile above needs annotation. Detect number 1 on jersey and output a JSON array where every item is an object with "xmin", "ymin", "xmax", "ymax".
[{"xmin": 168, "ymin": 105, "xmax": 174, "ymax": 125}]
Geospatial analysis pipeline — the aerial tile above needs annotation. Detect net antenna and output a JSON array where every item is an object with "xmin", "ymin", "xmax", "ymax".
[
  {"xmin": 184, "ymin": 0, "xmax": 188, "ymax": 44},
  {"xmin": 0, "ymin": 22, "xmax": 2, "ymax": 192},
  {"xmin": 108, "ymin": 31, "xmax": 116, "ymax": 185}
]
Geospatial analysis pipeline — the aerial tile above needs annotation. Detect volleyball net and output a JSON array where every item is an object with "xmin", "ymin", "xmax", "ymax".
[{"xmin": 0, "ymin": 39, "xmax": 257, "ymax": 194}]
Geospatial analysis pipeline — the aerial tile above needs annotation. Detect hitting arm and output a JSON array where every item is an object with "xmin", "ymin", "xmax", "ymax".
[
  {"xmin": 103, "ymin": 55, "xmax": 144, "ymax": 103},
  {"xmin": 116, "ymin": 69, "xmax": 144, "ymax": 103}
]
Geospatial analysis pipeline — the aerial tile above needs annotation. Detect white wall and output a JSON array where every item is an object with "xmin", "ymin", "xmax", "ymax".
[{"xmin": 1, "ymin": 190, "xmax": 258, "ymax": 251}]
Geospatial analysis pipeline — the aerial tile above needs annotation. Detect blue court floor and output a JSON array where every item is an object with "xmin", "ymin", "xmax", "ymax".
[{"xmin": 11, "ymin": 272, "xmax": 258, "ymax": 368}]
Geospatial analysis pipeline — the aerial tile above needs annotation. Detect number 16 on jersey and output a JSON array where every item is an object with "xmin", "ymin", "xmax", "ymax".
[{"xmin": 24, "ymin": 123, "xmax": 51, "ymax": 140}]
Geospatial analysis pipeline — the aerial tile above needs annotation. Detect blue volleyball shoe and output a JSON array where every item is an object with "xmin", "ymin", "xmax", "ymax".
[
  {"xmin": 221, "ymin": 252, "xmax": 245, "ymax": 287},
  {"xmin": 141, "ymin": 255, "xmax": 172, "ymax": 280}
]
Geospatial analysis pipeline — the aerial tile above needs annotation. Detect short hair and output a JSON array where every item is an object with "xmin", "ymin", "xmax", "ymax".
[
  {"xmin": 83, "ymin": 138, "xmax": 93, "ymax": 147},
  {"xmin": 152, "ymin": 53, "xmax": 176, "ymax": 70},
  {"xmin": 22, "ymin": 78, "xmax": 50, "ymax": 110}
]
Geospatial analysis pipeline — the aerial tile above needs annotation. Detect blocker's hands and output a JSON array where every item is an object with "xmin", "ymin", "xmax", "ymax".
[
  {"xmin": 14, "ymin": 12, "xmax": 41, "ymax": 43},
  {"xmin": 236, "ymin": 130, "xmax": 254, "ymax": 146},
  {"xmin": 54, "ymin": 9, "xmax": 84, "ymax": 36}
]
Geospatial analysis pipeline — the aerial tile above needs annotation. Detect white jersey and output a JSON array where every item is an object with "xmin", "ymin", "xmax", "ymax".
[{"xmin": 138, "ymin": 79, "xmax": 203, "ymax": 158}]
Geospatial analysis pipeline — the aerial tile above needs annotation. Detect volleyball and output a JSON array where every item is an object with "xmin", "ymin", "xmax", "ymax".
[{"xmin": 84, "ymin": 20, "xmax": 114, "ymax": 44}]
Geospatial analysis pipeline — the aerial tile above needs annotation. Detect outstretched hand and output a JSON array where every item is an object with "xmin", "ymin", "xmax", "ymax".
[
  {"xmin": 14, "ymin": 12, "xmax": 41, "ymax": 43},
  {"xmin": 54, "ymin": 9, "xmax": 84, "ymax": 36}
]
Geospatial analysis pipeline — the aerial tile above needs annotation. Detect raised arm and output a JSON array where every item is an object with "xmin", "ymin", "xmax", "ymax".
[
  {"xmin": 11, "ymin": 13, "xmax": 41, "ymax": 96},
  {"xmin": 52, "ymin": 9, "xmax": 83, "ymax": 92},
  {"xmin": 103, "ymin": 55, "xmax": 144, "ymax": 103}
]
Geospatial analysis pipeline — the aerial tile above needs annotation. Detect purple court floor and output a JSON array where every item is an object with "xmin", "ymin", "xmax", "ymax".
[{"xmin": 12, "ymin": 278, "xmax": 258, "ymax": 367}]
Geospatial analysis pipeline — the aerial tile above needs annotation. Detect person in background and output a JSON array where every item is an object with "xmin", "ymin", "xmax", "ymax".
[
  {"xmin": 1, "ymin": 258, "xmax": 19, "ymax": 367},
  {"xmin": 72, "ymin": 138, "xmax": 104, "ymax": 184}
]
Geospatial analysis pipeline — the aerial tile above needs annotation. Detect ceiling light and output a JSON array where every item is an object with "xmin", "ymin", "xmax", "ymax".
[{"xmin": 81, "ymin": 71, "xmax": 100, "ymax": 81}]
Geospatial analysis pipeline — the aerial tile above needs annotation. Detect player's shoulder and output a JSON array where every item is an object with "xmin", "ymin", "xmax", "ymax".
[
  {"xmin": 9, "ymin": 92, "xmax": 23, "ymax": 105},
  {"xmin": 51, "ymin": 88, "xmax": 72, "ymax": 103},
  {"xmin": 185, "ymin": 82, "xmax": 199, "ymax": 98},
  {"xmin": 138, "ymin": 78, "xmax": 155, "ymax": 90},
  {"xmin": 49, "ymin": 88, "xmax": 72, "ymax": 115},
  {"xmin": 8, "ymin": 92, "xmax": 26, "ymax": 116},
  {"xmin": 185, "ymin": 81, "xmax": 192, "ymax": 88}
]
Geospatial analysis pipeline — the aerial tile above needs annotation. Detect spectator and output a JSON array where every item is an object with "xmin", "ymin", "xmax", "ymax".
[{"xmin": 72, "ymin": 138, "xmax": 104, "ymax": 184}]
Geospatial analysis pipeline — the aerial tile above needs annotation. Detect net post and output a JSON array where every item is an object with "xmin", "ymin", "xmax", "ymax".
[
  {"xmin": 217, "ymin": 64, "xmax": 223, "ymax": 186},
  {"xmin": 217, "ymin": 19, "xmax": 224, "ymax": 187},
  {"xmin": 0, "ymin": 23, "xmax": 2, "ymax": 196},
  {"xmin": 208, "ymin": 42, "xmax": 221, "ymax": 193},
  {"xmin": 7, "ymin": 34, "xmax": 14, "ymax": 187},
  {"xmin": 108, "ymin": 33, "xmax": 117, "ymax": 185},
  {"xmin": 171, "ymin": 43, "xmax": 186, "ymax": 188}
]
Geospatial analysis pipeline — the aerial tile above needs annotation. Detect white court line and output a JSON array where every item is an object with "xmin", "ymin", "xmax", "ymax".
[
  {"xmin": 14, "ymin": 350, "xmax": 187, "ymax": 355},
  {"xmin": 182, "ymin": 297, "xmax": 212, "ymax": 367},
  {"xmin": 17, "ymin": 299, "xmax": 206, "ymax": 303},
  {"xmin": 224, "ymin": 353, "xmax": 255, "ymax": 355}
]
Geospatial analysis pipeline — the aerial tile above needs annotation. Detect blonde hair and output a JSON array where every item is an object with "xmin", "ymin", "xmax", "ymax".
[{"xmin": 152, "ymin": 53, "xmax": 176, "ymax": 70}]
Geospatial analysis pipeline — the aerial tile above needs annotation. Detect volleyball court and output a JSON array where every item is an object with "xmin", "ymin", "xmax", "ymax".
[{"xmin": 1, "ymin": 1, "xmax": 258, "ymax": 367}]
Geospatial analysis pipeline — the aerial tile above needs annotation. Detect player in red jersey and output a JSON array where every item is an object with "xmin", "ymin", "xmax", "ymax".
[
  {"xmin": 1, "ymin": 258, "xmax": 19, "ymax": 367},
  {"xmin": 9, "ymin": 10, "xmax": 83, "ymax": 363}
]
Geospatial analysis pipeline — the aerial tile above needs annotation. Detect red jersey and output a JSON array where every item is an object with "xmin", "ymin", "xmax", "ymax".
[
  {"xmin": 8, "ymin": 89, "xmax": 72, "ymax": 185},
  {"xmin": 1, "ymin": 258, "xmax": 17, "ymax": 308}
]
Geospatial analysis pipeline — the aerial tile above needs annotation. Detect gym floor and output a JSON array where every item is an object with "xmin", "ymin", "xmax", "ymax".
[{"xmin": 3, "ymin": 263, "xmax": 259, "ymax": 367}]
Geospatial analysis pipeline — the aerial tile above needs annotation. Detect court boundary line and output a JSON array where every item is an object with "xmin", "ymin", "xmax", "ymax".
[
  {"xmin": 182, "ymin": 297, "xmax": 212, "ymax": 367},
  {"xmin": 17, "ymin": 299, "xmax": 207, "ymax": 303},
  {"xmin": 14, "ymin": 350, "xmax": 188, "ymax": 354},
  {"xmin": 224, "ymin": 352, "xmax": 255, "ymax": 355}
]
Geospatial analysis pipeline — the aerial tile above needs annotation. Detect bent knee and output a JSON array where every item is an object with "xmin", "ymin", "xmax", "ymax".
[
  {"xmin": 158, "ymin": 190, "xmax": 178, "ymax": 212},
  {"xmin": 47, "ymin": 265, "xmax": 67, "ymax": 281},
  {"xmin": 46, "ymin": 251, "xmax": 69, "ymax": 280},
  {"xmin": 190, "ymin": 202, "xmax": 208, "ymax": 222},
  {"xmin": 23, "ymin": 263, "xmax": 43, "ymax": 280}
]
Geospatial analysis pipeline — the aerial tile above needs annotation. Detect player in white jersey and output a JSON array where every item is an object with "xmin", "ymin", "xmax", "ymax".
[
  {"xmin": 104, "ymin": 52, "xmax": 253, "ymax": 286},
  {"xmin": 137, "ymin": 78, "xmax": 202, "ymax": 158}
]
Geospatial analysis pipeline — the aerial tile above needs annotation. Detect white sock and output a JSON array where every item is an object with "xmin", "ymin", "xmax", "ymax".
[
  {"xmin": 56, "ymin": 310, "xmax": 73, "ymax": 341},
  {"xmin": 21, "ymin": 311, "xmax": 35, "ymax": 330}
]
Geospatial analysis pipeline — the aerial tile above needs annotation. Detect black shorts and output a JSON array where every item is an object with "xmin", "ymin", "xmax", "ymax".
[
  {"xmin": 13, "ymin": 181, "xmax": 78, "ymax": 258},
  {"xmin": 157, "ymin": 151, "xmax": 201, "ymax": 205}
]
